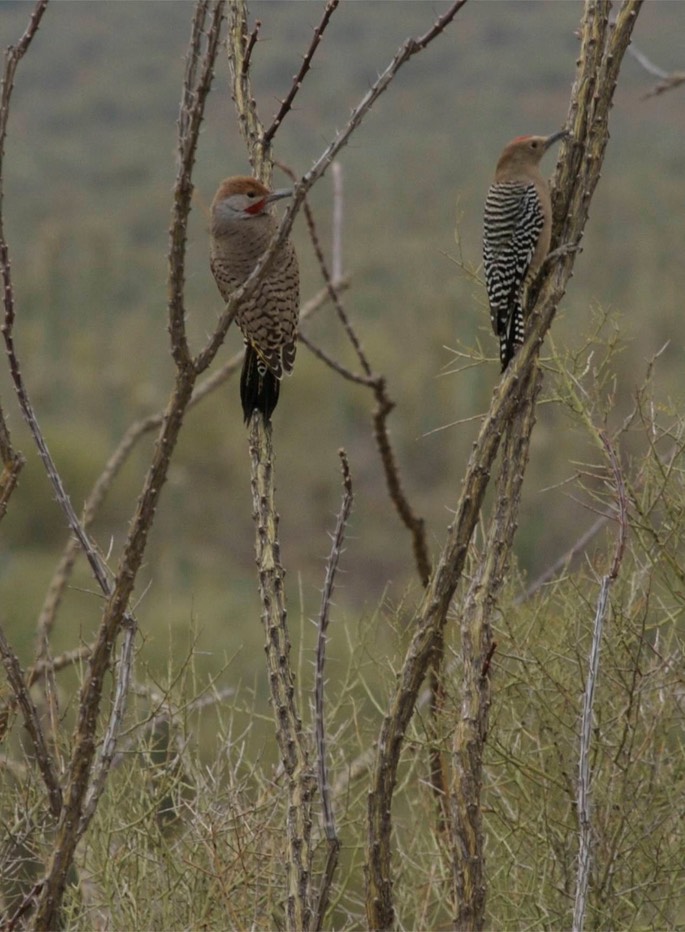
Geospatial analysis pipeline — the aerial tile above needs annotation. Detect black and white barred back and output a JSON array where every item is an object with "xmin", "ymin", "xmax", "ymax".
[{"xmin": 483, "ymin": 181, "xmax": 544, "ymax": 371}]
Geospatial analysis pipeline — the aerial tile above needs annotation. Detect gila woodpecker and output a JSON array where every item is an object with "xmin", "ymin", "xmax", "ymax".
[
  {"xmin": 483, "ymin": 130, "xmax": 567, "ymax": 371},
  {"xmin": 210, "ymin": 176, "xmax": 299, "ymax": 423}
]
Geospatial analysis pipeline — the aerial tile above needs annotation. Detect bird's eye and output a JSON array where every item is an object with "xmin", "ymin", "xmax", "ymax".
[
  {"xmin": 246, "ymin": 191, "xmax": 256, "ymax": 198},
  {"xmin": 530, "ymin": 140, "xmax": 539, "ymax": 149}
]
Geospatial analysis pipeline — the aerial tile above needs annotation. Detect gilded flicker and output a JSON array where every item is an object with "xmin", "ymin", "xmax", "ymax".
[
  {"xmin": 210, "ymin": 176, "xmax": 299, "ymax": 422},
  {"xmin": 483, "ymin": 130, "xmax": 568, "ymax": 371}
]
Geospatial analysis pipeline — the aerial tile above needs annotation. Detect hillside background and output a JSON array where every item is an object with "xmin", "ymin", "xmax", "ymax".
[{"xmin": 0, "ymin": 1, "xmax": 683, "ymax": 741}]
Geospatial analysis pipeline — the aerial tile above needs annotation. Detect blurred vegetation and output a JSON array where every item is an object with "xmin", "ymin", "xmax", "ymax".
[
  {"xmin": 4, "ymin": 386, "xmax": 684, "ymax": 927},
  {"xmin": 0, "ymin": 2, "xmax": 684, "ymax": 926}
]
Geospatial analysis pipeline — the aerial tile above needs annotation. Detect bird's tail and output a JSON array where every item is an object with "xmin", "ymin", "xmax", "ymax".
[
  {"xmin": 240, "ymin": 343, "xmax": 280, "ymax": 424},
  {"xmin": 500, "ymin": 298, "xmax": 525, "ymax": 372}
]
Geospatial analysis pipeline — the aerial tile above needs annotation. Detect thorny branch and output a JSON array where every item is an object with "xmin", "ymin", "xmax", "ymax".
[
  {"xmin": 450, "ymin": 366, "xmax": 540, "ymax": 929},
  {"xmin": 240, "ymin": 17, "xmax": 260, "ymax": 76},
  {"xmin": 248, "ymin": 416, "xmax": 316, "ymax": 932},
  {"xmin": 372, "ymin": 383, "xmax": 431, "ymax": 586},
  {"xmin": 78, "ymin": 620, "xmax": 136, "ymax": 837},
  {"xmin": 0, "ymin": 626, "xmax": 62, "ymax": 819},
  {"xmin": 0, "ymin": 4, "xmax": 48, "ymax": 520},
  {"xmin": 227, "ymin": 8, "xmax": 318, "ymax": 929},
  {"xmin": 365, "ymin": 3, "xmax": 644, "ymax": 928},
  {"xmin": 31, "ymin": 5, "xmax": 226, "ymax": 928},
  {"xmin": 169, "ymin": 0, "xmax": 226, "ymax": 370},
  {"xmin": 313, "ymin": 450, "xmax": 352, "ymax": 931},
  {"xmin": 0, "ymin": 0, "xmax": 53, "ymax": 841},
  {"xmin": 262, "ymin": 0, "xmax": 340, "ymax": 149}
]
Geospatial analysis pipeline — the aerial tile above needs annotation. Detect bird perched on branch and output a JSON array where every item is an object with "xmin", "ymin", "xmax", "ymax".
[
  {"xmin": 210, "ymin": 176, "xmax": 299, "ymax": 423},
  {"xmin": 483, "ymin": 130, "xmax": 568, "ymax": 371}
]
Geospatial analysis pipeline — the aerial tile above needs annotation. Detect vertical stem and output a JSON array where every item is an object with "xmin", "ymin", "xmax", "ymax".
[
  {"xmin": 248, "ymin": 414, "xmax": 314, "ymax": 931},
  {"xmin": 572, "ymin": 432, "xmax": 628, "ymax": 931},
  {"xmin": 451, "ymin": 368, "xmax": 539, "ymax": 930},
  {"xmin": 312, "ymin": 450, "xmax": 350, "ymax": 930},
  {"xmin": 572, "ymin": 581, "xmax": 606, "ymax": 931}
]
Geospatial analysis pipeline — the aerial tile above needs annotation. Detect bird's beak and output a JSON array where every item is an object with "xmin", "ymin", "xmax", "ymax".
[
  {"xmin": 544, "ymin": 129, "xmax": 570, "ymax": 151},
  {"xmin": 265, "ymin": 188, "xmax": 293, "ymax": 204}
]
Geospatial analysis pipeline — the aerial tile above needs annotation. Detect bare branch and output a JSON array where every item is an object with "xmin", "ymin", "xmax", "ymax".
[
  {"xmin": 300, "ymin": 337, "xmax": 431, "ymax": 589},
  {"xmin": 642, "ymin": 69, "xmax": 685, "ymax": 100},
  {"xmin": 241, "ymin": 16, "xmax": 260, "ymax": 75},
  {"xmin": 372, "ymin": 379, "xmax": 432, "ymax": 587},
  {"xmin": 169, "ymin": 0, "xmax": 226, "ymax": 369},
  {"xmin": 451, "ymin": 366, "xmax": 540, "ymax": 929},
  {"xmin": 263, "ymin": 0, "xmax": 340, "ymax": 149},
  {"xmin": 275, "ymin": 157, "xmax": 373, "ymax": 377},
  {"xmin": 628, "ymin": 41, "xmax": 669, "ymax": 79},
  {"xmin": 0, "ymin": 3, "xmax": 48, "ymax": 519},
  {"xmin": 248, "ymin": 416, "xmax": 315, "ymax": 932},
  {"xmin": 313, "ymin": 449, "xmax": 352, "ymax": 931},
  {"xmin": 226, "ymin": 1, "xmax": 265, "ymax": 175},
  {"xmin": 0, "ymin": 412, "xmax": 23, "ymax": 524},
  {"xmin": 0, "ymin": 625, "xmax": 62, "ymax": 818},
  {"xmin": 626, "ymin": 34, "xmax": 685, "ymax": 99},
  {"xmin": 0, "ymin": 0, "xmax": 49, "ymax": 183},
  {"xmin": 298, "ymin": 332, "xmax": 373, "ymax": 387},
  {"xmin": 78, "ymin": 620, "xmax": 137, "ymax": 838}
]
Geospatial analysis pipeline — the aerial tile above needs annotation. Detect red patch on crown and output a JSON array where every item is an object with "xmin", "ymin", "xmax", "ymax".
[{"xmin": 511, "ymin": 135, "xmax": 533, "ymax": 143}]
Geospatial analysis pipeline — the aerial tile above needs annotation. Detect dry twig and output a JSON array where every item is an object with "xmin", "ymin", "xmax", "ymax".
[
  {"xmin": 0, "ymin": 626, "xmax": 62, "ymax": 818},
  {"xmin": 626, "ymin": 34, "xmax": 685, "ymax": 99},
  {"xmin": 0, "ymin": 2, "xmax": 47, "ymax": 523},
  {"xmin": 313, "ymin": 450, "xmax": 352, "ymax": 931},
  {"xmin": 262, "ymin": 0, "xmax": 340, "ymax": 149}
]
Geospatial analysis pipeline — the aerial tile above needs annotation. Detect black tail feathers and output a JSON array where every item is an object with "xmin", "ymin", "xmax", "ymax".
[
  {"xmin": 500, "ymin": 299, "xmax": 525, "ymax": 372},
  {"xmin": 240, "ymin": 344, "xmax": 280, "ymax": 424}
]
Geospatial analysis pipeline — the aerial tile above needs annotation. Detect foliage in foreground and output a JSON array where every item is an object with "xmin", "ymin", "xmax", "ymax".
[{"xmin": 3, "ymin": 343, "xmax": 684, "ymax": 930}]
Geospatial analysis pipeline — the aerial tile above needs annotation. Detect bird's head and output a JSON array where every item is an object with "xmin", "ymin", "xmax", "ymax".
[
  {"xmin": 497, "ymin": 130, "xmax": 569, "ymax": 171},
  {"xmin": 211, "ymin": 176, "xmax": 292, "ymax": 232}
]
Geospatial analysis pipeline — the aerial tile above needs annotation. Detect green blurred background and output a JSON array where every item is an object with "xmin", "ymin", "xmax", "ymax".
[{"xmin": 0, "ymin": 1, "xmax": 682, "ymax": 706}]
